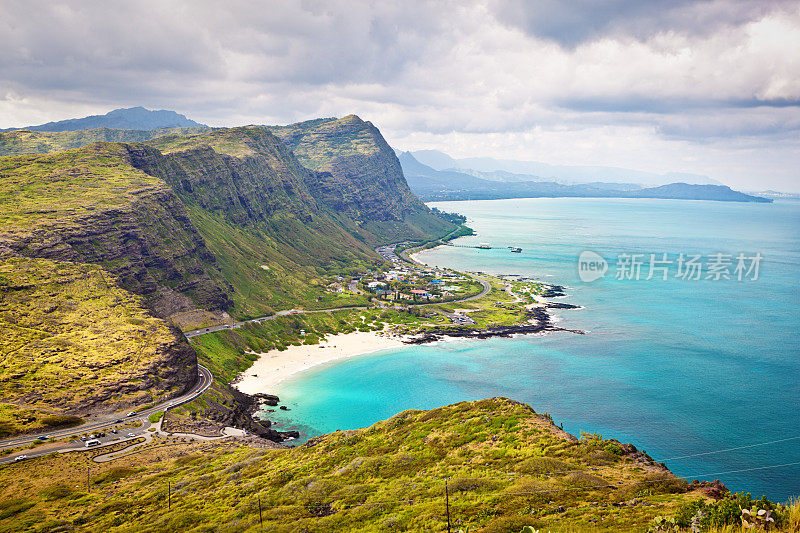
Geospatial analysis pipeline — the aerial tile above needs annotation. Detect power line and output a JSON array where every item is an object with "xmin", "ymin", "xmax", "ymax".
[
  {"xmin": 685, "ymin": 460, "xmax": 800, "ymax": 478},
  {"xmin": 660, "ymin": 435, "xmax": 800, "ymax": 461}
]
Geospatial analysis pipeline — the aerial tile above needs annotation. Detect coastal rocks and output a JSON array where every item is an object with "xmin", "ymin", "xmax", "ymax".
[
  {"xmin": 545, "ymin": 302, "xmax": 581, "ymax": 310},
  {"xmin": 404, "ymin": 305, "xmax": 584, "ymax": 344},
  {"xmin": 252, "ymin": 393, "xmax": 280, "ymax": 407},
  {"xmin": 687, "ymin": 479, "xmax": 729, "ymax": 500},
  {"xmin": 539, "ymin": 284, "xmax": 567, "ymax": 297}
]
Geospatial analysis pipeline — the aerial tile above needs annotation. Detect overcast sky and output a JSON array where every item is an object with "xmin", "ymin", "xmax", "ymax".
[{"xmin": 2, "ymin": 0, "xmax": 799, "ymax": 191}]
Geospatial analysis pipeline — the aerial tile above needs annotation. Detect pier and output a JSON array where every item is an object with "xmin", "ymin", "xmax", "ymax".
[{"xmin": 441, "ymin": 242, "xmax": 523, "ymax": 252}]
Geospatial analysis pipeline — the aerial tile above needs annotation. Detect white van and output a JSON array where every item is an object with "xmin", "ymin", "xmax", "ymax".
[{"xmin": 85, "ymin": 439, "xmax": 101, "ymax": 448}]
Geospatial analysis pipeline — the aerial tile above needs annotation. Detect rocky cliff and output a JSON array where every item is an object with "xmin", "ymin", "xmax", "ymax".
[
  {"xmin": 268, "ymin": 115, "xmax": 455, "ymax": 243},
  {"xmin": 0, "ymin": 143, "xmax": 232, "ymax": 319}
]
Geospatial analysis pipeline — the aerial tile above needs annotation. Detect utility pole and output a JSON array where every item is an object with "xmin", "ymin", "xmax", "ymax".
[
  {"xmin": 258, "ymin": 496, "xmax": 263, "ymax": 529},
  {"xmin": 445, "ymin": 477, "xmax": 452, "ymax": 533}
]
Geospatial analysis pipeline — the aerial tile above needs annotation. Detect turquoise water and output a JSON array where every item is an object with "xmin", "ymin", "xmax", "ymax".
[{"xmin": 268, "ymin": 198, "xmax": 800, "ymax": 501}]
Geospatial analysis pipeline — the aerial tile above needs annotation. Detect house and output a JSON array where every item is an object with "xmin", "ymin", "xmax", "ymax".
[{"xmin": 327, "ymin": 282, "xmax": 344, "ymax": 293}]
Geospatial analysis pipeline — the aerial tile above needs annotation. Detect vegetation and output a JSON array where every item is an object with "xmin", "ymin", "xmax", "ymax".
[
  {"xmin": 0, "ymin": 127, "xmax": 211, "ymax": 157},
  {"xmin": 431, "ymin": 206, "xmax": 468, "ymax": 225},
  {"xmin": 0, "ymin": 143, "xmax": 164, "ymax": 229},
  {"xmin": 267, "ymin": 115, "xmax": 456, "ymax": 243},
  {"xmin": 3, "ymin": 398, "xmax": 788, "ymax": 532},
  {"xmin": 0, "ymin": 256, "xmax": 187, "ymax": 436}
]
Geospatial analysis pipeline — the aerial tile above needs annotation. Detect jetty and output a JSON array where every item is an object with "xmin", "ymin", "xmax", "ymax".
[{"xmin": 441, "ymin": 242, "xmax": 523, "ymax": 253}]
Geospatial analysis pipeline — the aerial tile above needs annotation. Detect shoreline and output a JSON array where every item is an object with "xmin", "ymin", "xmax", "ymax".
[
  {"xmin": 234, "ymin": 304, "xmax": 585, "ymax": 397},
  {"xmin": 234, "ymin": 330, "xmax": 408, "ymax": 395}
]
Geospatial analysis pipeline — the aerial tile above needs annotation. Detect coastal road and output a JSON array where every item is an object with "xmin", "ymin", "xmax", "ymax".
[
  {"xmin": 396, "ymin": 239, "xmax": 492, "ymax": 302},
  {"xmin": 185, "ymin": 307, "xmax": 370, "ymax": 339},
  {"xmin": 183, "ymin": 237, "xmax": 494, "ymax": 340},
  {"xmin": 0, "ymin": 364, "xmax": 213, "ymax": 461}
]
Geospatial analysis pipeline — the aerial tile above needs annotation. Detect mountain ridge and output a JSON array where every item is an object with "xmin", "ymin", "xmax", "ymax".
[
  {"xmin": 410, "ymin": 148, "xmax": 725, "ymax": 187},
  {"xmin": 1, "ymin": 106, "xmax": 206, "ymax": 132},
  {"xmin": 400, "ymin": 151, "xmax": 771, "ymax": 203}
]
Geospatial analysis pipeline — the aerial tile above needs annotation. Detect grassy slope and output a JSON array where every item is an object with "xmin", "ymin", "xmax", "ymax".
[
  {"xmin": 141, "ymin": 128, "xmax": 386, "ymax": 319},
  {"xmin": 0, "ymin": 144, "xmax": 164, "ymax": 230},
  {"xmin": 0, "ymin": 398, "xmax": 744, "ymax": 532},
  {"xmin": 0, "ymin": 143, "xmax": 232, "ymax": 319},
  {"xmin": 0, "ymin": 256, "xmax": 186, "ymax": 436},
  {"xmin": 0, "ymin": 127, "xmax": 211, "ymax": 157}
]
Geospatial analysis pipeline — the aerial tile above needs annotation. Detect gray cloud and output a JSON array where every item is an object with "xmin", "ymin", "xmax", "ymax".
[
  {"xmin": 0, "ymin": 0, "xmax": 798, "ymax": 191},
  {"xmin": 489, "ymin": 0, "xmax": 794, "ymax": 47}
]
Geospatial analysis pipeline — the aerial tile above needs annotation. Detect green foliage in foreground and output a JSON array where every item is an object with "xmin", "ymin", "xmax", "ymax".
[
  {"xmin": 674, "ymin": 492, "xmax": 788, "ymax": 528},
  {"xmin": 0, "ymin": 398, "xmax": 732, "ymax": 532}
]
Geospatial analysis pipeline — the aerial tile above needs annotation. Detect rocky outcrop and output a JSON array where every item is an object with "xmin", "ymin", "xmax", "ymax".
[{"xmin": 268, "ymin": 115, "xmax": 455, "ymax": 242}]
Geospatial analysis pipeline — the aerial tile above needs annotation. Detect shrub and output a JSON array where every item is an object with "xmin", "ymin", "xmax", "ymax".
[
  {"xmin": 40, "ymin": 415, "xmax": 82, "ymax": 428},
  {"xmin": 674, "ymin": 492, "xmax": 786, "ymax": 528},
  {"xmin": 40, "ymin": 484, "xmax": 73, "ymax": 501}
]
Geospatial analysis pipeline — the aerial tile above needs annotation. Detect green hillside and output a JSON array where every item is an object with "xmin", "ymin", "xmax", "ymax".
[
  {"xmin": 3, "ymin": 398, "xmax": 791, "ymax": 532},
  {"xmin": 0, "ymin": 127, "xmax": 211, "ymax": 157},
  {"xmin": 0, "ymin": 256, "xmax": 196, "ymax": 437},
  {"xmin": 0, "ymin": 120, "xmax": 454, "ymax": 438}
]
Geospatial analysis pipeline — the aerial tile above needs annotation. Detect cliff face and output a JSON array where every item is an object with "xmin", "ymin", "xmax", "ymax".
[
  {"xmin": 126, "ymin": 128, "xmax": 384, "ymax": 318},
  {"xmin": 268, "ymin": 115, "xmax": 455, "ymax": 242},
  {"xmin": 0, "ymin": 143, "xmax": 232, "ymax": 318},
  {"xmin": 134, "ymin": 128, "xmax": 321, "ymax": 225}
]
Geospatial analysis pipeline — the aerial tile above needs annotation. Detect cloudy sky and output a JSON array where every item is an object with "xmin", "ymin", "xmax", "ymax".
[{"xmin": 2, "ymin": 0, "xmax": 799, "ymax": 191}]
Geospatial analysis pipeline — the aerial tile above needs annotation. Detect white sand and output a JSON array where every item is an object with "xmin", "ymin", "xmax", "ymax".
[{"xmin": 234, "ymin": 331, "xmax": 407, "ymax": 395}]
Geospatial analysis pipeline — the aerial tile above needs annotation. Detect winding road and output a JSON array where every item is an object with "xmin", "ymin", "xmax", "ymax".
[
  {"xmin": 1, "ymin": 235, "xmax": 490, "ymax": 464},
  {"xmin": 0, "ymin": 364, "xmax": 214, "ymax": 463}
]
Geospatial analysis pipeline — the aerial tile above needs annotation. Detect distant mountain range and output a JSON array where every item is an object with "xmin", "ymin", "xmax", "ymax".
[
  {"xmin": 409, "ymin": 149, "xmax": 724, "ymax": 187},
  {"xmin": 0, "ymin": 106, "xmax": 772, "ymax": 204},
  {"xmin": 1, "ymin": 106, "xmax": 205, "ymax": 132},
  {"xmin": 398, "ymin": 151, "xmax": 771, "ymax": 203}
]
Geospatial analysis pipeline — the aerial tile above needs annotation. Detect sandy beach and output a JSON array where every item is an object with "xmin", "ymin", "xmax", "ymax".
[{"xmin": 234, "ymin": 331, "xmax": 407, "ymax": 395}]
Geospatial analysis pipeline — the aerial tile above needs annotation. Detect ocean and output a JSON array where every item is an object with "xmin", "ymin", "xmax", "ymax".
[{"xmin": 266, "ymin": 197, "xmax": 800, "ymax": 502}]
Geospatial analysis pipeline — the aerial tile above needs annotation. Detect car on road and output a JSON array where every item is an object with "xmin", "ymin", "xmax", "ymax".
[
  {"xmin": 110, "ymin": 429, "xmax": 117, "ymax": 434},
  {"xmin": 85, "ymin": 439, "xmax": 101, "ymax": 448},
  {"xmin": 127, "ymin": 432, "xmax": 136, "ymax": 437},
  {"xmin": 36, "ymin": 435, "xmax": 48, "ymax": 440},
  {"xmin": 115, "ymin": 419, "xmax": 123, "ymax": 423},
  {"xmin": 14, "ymin": 455, "xmax": 27, "ymax": 462},
  {"xmin": 126, "ymin": 412, "xmax": 136, "ymax": 417},
  {"xmin": 80, "ymin": 436, "xmax": 87, "ymax": 441}
]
